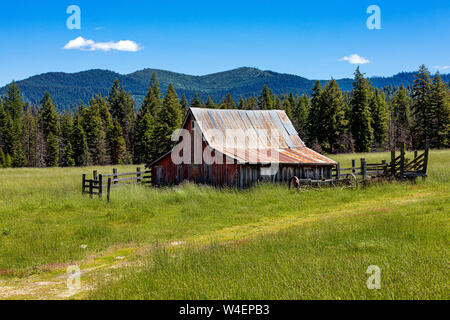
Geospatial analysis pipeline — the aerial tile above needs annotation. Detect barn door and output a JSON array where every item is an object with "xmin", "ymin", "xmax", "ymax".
[
  {"xmin": 177, "ymin": 165, "xmax": 184, "ymax": 183},
  {"xmin": 155, "ymin": 166, "xmax": 163, "ymax": 185}
]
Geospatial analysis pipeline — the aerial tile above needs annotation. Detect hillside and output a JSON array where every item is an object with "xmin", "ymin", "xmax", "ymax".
[{"xmin": 1, "ymin": 67, "xmax": 449, "ymax": 112}]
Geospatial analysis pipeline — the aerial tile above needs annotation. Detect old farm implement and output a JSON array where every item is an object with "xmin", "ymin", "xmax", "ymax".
[
  {"xmin": 82, "ymin": 167, "xmax": 151, "ymax": 201},
  {"xmin": 289, "ymin": 143, "xmax": 429, "ymax": 190}
]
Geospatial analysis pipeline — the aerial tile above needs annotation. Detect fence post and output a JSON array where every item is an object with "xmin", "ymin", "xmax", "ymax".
[
  {"xmin": 137, "ymin": 167, "xmax": 142, "ymax": 183},
  {"xmin": 381, "ymin": 160, "xmax": 387, "ymax": 175},
  {"xmin": 352, "ymin": 159, "xmax": 356, "ymax": 175},
  {"xmin": 336, "ymin": 163, "xmax": 341, "ymax": 180},
  {"xmin": 361, "ymin": 158, "xmax": 367, "ymax": 180},
  {"xmin": 390, "ymin": 150, "xmax": 396, "ymax": 176},
  {"xmin": 414, "ymin": 150, "xmax": 418, "ymax": 159},
  {"xmin": 89, "ymin": 180, "xmax": 93, "ymax": 198},
  {"xmin": 98, "ymin": 174, "xmax": 103, "ymax": 198},
  {"xmin": 422, "ymin": 141, "xmax": 429, "ymax": 176},
  {"xmin": 400, "ymin": 143, "xmax": 405, "ymax": 179},
  {"xmin": 107, "ymin": 178, "xmax": 112, "ymax": 202},
  {"xmin": 113, "ymin": 168, "xmax": 118, "ymax": 184},
  {"xmin": 82, "ymin": 174, "xmax": 86, "ymax": 194},
  {"xmin": 93, "ymin": 170, "xmax": 98, "ymax": 181}
]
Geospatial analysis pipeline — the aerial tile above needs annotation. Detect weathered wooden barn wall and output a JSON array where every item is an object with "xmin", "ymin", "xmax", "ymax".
[{"xmin": 152, "ymin": 114, "xmax": 241, "ymax": 187}]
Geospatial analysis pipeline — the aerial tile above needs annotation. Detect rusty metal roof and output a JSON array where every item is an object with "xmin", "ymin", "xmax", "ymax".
[{"xmin": 190, "ymin": 108, "xmax": 336, "ymax": 165}]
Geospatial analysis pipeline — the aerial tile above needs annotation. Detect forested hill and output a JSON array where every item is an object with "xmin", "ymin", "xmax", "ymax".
[{"xmin": 1, "ymin": 67, "xmax": 449, "ymax": 112}]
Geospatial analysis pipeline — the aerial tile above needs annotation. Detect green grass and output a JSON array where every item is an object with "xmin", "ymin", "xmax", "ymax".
[
  {"xmin": 91, "ymin": 199, "xmax": 448, "ymax": 299},
  {"xmin": 0, "ymin": 150, "xmax": 449, "ymax": 299}
]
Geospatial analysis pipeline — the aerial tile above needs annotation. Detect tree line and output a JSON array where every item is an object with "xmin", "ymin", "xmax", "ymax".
[{"xmin": 0, "ymin": 64, "xmax": 448, "ymax": 168}]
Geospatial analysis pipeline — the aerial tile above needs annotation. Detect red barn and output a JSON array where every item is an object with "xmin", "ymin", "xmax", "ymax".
[{"xmin": 147, "ymin": 108, "xmax": 336, "ymax": 188}]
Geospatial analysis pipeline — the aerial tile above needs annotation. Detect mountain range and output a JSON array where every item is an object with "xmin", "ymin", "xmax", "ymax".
[{"xmin": 1, "ymin": 67, "xmax": 449, "ymax": 112}]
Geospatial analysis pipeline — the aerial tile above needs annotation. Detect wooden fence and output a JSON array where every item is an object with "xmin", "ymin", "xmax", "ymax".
[
  {"xmin": 332, "ymin": 142, "xmax": 429, "ymax": 183},
  {"xmin": 82, "ymin": 167, "xmax": 151, "ymax": 201}
]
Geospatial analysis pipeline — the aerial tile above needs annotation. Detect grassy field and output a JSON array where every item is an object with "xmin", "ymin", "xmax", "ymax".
[{"xmin": 0, "ymin": 150, "xmax": 448, "ymax": 299}]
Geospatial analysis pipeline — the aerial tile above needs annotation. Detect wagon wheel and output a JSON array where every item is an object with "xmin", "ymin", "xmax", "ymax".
[
  {"xmin": 345, "ymin": 173, "xmax": 358, "ymax": 188},
  {"xmin": 289, "ymin": 176, "xmax": 301, "ymax": 190}
]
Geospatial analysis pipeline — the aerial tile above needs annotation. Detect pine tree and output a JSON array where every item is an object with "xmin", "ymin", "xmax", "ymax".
[
  {"xmin": 259, "ymin": 85, "xmax": 274, "ymax": 110},
  {"xmin": 238, "ymin": 97, "xmax": 245, "ymax": 110},
  {"xmin": 3, "ymin": 82, "xmax": 25, "ymax": 165},
  {"xmin": 224, "ymin": 93, "xmax": 235, "ymax": 109},
  {"xmin": 390, "ymin": 84, "xmax": 412, "ymax": 149},
  {"xmin": 134, "ymin": 104, "xmax": 155, "ymax": 164},
  {"xmin": 141, "ymin": 73, "xmax": 162, "ymax": 117},
  {"xmin": 61, "ymin": 141, "xmax": 75, "ymax": 167},
  {"xmin": 3, "ymin": 81, "xmax": 24, "ymax": 123},
  {"xmin": 180, "ymin": 94, "xmax": 189, "ymax": 114},
  {"xmin": 191, "ymin": 94, "xmax": 202, "ymax": 109},
  {"xmin": 274, "ymin": 96, "xmax": 282, "ymax": 110},
  {"xmin": 307, "ymin": 80, "xmax": 323, "ymax": 146},
  {"xmin": 34, "ymin": 114, "xmax": 46, "ymax": 168},
  {"xmin": 0, "ymin": 148, "xmax": 5, "ymax": 168},
  {"xmin": 21, "ymin": 106, "xmax": 37, "ymax": 167},
  {"xmin": 0, "ymin": 98, "xmax": 5, "ymax": 148},
  {"xmin": 282, "ymin": 96, "xmax": 293, "ymax": 120},
  {"xmin": 108, "ymin": 119, "xmax": 127, "ymax": 165},
  {"xmin": 39, "ymin": 92, "xmax": 59, "ymax": 166},
  {"xmin": 0, "ymin": 109, "xmax": 15, "ymax": 157},
  {"xmin": 72, "ymin": 117, "xmax": 88, "ymax": 166},
  {"xmin": 245, "ymin": 97, "xmax": 258, "ymax": 110},
  {"xmin": 288, "ymin": 93, "xmax": 297, "ymax": 112},
  {"xmin": 59, "ymin": 111, "xmax": 73, "ymax": 165},
  {"xmin": 135, "ymin": 112, "xmax": 155, "ymax": 164},
  {"xmin": 45, "ymin": 132, "xmax": 59, "ymax": 167},
  {"xmin": 108, "ymin": 79, "xmax": 123, "ymax": 121},
  {"xmin": 39, "ymin": 92, "xmax": 59, "ymax": 139},
  {"xmin": 4, "ymin": 153, "xmax": 12, "ymax": 167},
  {"xmin": 369, "ymin": 88, "xmax": 388, "ymax": 148},
  {"xmin": 319, "ymin": 79, "xmax": 348, "ymax": 153},
  {"xmin": 107, "ymin": 79, "xmax": 136, "ymax": 156},
  {"xmin": 350, "ymin": 67, "xmax": 374, "ymax": 152},
  {"xmin": 429, "ymin": 73, "xmax": 450, "ymax": 148},
  {"xmin": 84, "ymin": 95, "xmax": 108, "ymax": 165},
  {"xmin": 205, "ymin": 96, "xmax": 217, "ymax": 109},
  {"xmin": 295, "ymin": 94, "xmax": 310, "ymax": 139},
  {"xmin": 411, "ymin": 64, "xmax": 433, "ymax": 149},
  {"xmin": 153, "ymin": 83, "xmax": 182, "ymax": 159}
]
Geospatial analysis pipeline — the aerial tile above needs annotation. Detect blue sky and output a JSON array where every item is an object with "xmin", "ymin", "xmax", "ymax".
[{"xmin": 0, "ymin": 0, "xmax": 449, "ymax": 86}]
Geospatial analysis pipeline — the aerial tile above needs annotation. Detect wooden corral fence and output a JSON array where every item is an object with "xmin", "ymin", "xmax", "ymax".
[
  {"xmin": 332, "ymin": 142, "xmax": 429, "ymax": 184},
  {"xmin": 82, "ymin": 167, "xmax": 151, "ymax": 201},
  {"xmin": 290, "ymin": 142, "xmax": 429, "ymax": 190}
]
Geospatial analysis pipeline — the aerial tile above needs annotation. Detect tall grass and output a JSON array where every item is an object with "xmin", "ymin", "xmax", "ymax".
[
  {"xmin": 91, "ymin": 197, "xmax": 449, "ymax": 299},
  {"xmin": 0, "ymin": 150, "xmax": 449, "ymax": 299}
]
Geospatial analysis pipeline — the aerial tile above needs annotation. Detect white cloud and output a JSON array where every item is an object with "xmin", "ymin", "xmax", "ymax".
[
  {"xmin": 434, "ymin": 65, "xmax": 450, "ymax": 72},
  {"xmin": 62, "ymin": 36, "xmax": 142, "ymax": 52},
  {"xmin": 340, "ymin": 54, "xmax": 370, "ymax": 65}
]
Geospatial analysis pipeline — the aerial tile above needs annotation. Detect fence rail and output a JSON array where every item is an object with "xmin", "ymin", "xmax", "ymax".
[
  {"xmin": 82, "ymin": 167, "xmax": 151, "ymax": 201},
  {"xmin": 332, "ymin": 142, "xmax": 429, "ymax": 183}
]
